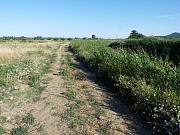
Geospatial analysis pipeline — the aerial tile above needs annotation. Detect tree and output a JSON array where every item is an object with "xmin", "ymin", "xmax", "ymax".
[
  {"xmin": 92, "ymin": 35, "xmax": 96, "ymax": 39},
  {"xmin": 34, "ymin": 36, "xmax": 43, "ymax": 40},
  {"xmin": 60, "ymin": 38, "xmax": 65, "ymax": 41},
  {"xmin": 53, "ymin": 38, "xmax": 59, "ymax": 41},
  {"xmin": 128, "ymin": 30, "xmax": 145, "ymax": 39},
  {"xmin": 67, "ymin": 38, "xmax": 73, "ymax": 41}
]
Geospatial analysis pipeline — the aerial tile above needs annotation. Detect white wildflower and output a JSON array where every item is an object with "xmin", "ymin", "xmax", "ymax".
[
  {"xmin": 7, "ymin": 116, "xmax": 11, "ymax": 121},
  {"xmin": 10, "ymin": 97, "xmax": 14, "ymax": 100}
]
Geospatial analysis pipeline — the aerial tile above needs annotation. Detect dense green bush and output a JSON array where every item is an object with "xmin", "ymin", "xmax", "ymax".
[
  {"xmin": 109, "ymin": 37, "xmax": 180, "ymax": 65},
  {"xmin": 72, "ymin": 40, "xmax": 180, "ymax": 134}
]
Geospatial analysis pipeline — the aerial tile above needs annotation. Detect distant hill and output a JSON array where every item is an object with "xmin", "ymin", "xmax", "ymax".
[{"xmin": 164, "ymin": 32, "xmax": 180, "ymax": 38}]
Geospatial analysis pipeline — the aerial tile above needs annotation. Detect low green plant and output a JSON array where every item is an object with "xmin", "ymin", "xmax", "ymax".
[
  {"xmin": 64, "ymin": 54, "xmax": 73, "ymax": 66},
  {"xmin": 59, "ymin": 68, "xmax": 69, "ymax": 77},
  {"xmin": 63, "ymin": 100, "xmax": 85, "ymax": 128},
  {"xmin": 65, "ymin": 89, "xmax": 77, "ymax": 101},
  {"xmin": 86, "ymin": 92, "xmax": 105, "ymax": 118},
  {"xmin": 21, "ymin": 113, "xmax": 35, "ymax": 126},
  {"xmin": 0, "ymin": 127, "xmax": 6, "ymax": 135},
  {"xmin": 10, "ymin": 126, "xmax": 28, "ymax": 135}
]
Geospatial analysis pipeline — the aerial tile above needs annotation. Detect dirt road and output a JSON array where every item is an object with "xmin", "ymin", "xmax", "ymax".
[{"xmin": 0, "ymin": 42, "xmax": 151, "ymax": 135}]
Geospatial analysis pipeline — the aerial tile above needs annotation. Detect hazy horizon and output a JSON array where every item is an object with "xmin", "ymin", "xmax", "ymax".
[{"xmin": 0, "ymin": 0, "xmax": 180, "ymax": 38}]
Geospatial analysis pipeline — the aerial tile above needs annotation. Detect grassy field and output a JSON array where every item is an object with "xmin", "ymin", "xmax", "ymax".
[
  {"xmin": 0, "ymin": 40, "xmax": 60, "ymax": 134},
  {"xmin": 0, "ymin": 39, "xmax": 179, "ymax": 134},
  {"xmin": 71, "ymin": 39, "xmax": 180, "ymax": 135}
]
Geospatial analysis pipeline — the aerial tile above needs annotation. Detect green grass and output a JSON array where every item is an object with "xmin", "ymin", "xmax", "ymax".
[
  {"xmin": 72, "ymin": 39, "xmax": 180, "ymax": 134},
  {"xmin": 64, "ymin": 100, "xmax": 86, "ymax": 128},
  {"xmin": 0, "ymin": 114, "xmax": 35, "ymax": 135},
  {"xmin": 0, "ymin": 41, "xmax": 59, "ymax": 105},
  {"xmin": 10, "ymin": 127, "xmax": 28, "ymax": 135},
  {"xmin": 86, "ymin": 91, "xmax": 105, "ymax": 119},
  {"xmin": 64, "ymin": 54, "xmax": 73, "ymax": 66},
  {"xmin": 21, "ymin": 113, "xmax": 35, "ymax": 126},
  {"xmin": 0, "ymin": 127, "xmax": 6, "ymax": 135},
  {"xmin": 9, "ymin": 113, "xmax": 35, "ymax": 135},
  {"xmin": 61, "ymin": 48, "xmax": 113, "ymax": 134},
  {"xmin": 0, "ymin": 40, "xmax": 61, "ymax": 134},
  {"xmin": 59, "ymin": 68, "xmax": 69, "ymax": 77},
  {"xmin": 59, "ymin": 54, "xmax": 74, "ymax": 79},
  {"xmin": 109, "ymin": 37, "xmax": 180, "ymax": 65},
  {"xmin": 65, "ymin": 89, "xmax": 77, "ymax": 101}
]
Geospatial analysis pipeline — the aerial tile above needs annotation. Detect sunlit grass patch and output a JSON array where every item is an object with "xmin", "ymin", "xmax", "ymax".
[
  {"xmin": 0, "ymin": 127, "xmax": 6, "ymax": 135},
  {"xmin": 21, "ymin": 113, "xmax": 35, "ymax": 126},
  {"xmin": 0, "ymin": 48, "xmax": 38, "ymax": 60},
  {"xmin": 9, "ymin": 114, "xmax": 35, "ymax": 135},
  {"xmin": 65, "ymin": 89, "xmax": 77, "ymax": 101},
  {"xmin": 0, "ymin": 41, "xmax": 60, "ymax": 105},
  {"xmin": 10, "ymin": 126, "xmax": 28, "ymax": 135}
]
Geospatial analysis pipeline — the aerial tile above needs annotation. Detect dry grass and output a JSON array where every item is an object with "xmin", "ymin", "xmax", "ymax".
[
  {"xmin": 0, "ymin": 40, "xmax": 60, "ymax": 60},
  {"xmin": 0, "ymin": 48, "xmax": 36, "ymax": 60}
]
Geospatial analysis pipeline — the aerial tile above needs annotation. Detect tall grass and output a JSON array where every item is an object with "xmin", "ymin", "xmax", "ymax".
[
  {"xmin": 109, "ymin": 37, "xmax": 180, "ymax": 65},
  {"xmin": 0, "ymin": 41, "xmax": 59, "ymax": 102},
  {"xmin": 72, "ymin": 40, "xmax": 180, "ymax": 134},
  {"xmin": 0, "ymin": 48, "xmax": 39, "ymax": 60}
]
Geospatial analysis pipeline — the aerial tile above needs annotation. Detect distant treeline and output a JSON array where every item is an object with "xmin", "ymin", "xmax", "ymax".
[
  {"xmin": 0, "ymin": 35, "xmax": 99, "ymax": 41},
  {"xmin": 0, "ymin": 36, "xmax": 74, "ymax": 41}
]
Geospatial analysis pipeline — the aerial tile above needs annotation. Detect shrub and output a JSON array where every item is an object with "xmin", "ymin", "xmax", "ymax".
[{"xmin": 109, "ymin": 37, "xmax": 180, "ymax": 65}]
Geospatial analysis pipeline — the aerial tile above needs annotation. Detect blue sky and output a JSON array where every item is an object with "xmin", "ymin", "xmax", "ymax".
[{"xmin": 0, "ymin": 0, "xmax": 180, "ymax": 38}]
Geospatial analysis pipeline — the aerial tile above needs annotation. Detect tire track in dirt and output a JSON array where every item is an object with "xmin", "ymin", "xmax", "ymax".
[
  {"xmin": 0, "ymin": 42, "xmax": 151, "ymax": 135},
  {"xmin": 62, "ymin": 45, "xmax": 152, "ymax": 135},
  {"xmin": 24, "ymin": 42, "xmax": 72, "ymax": 135}
]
